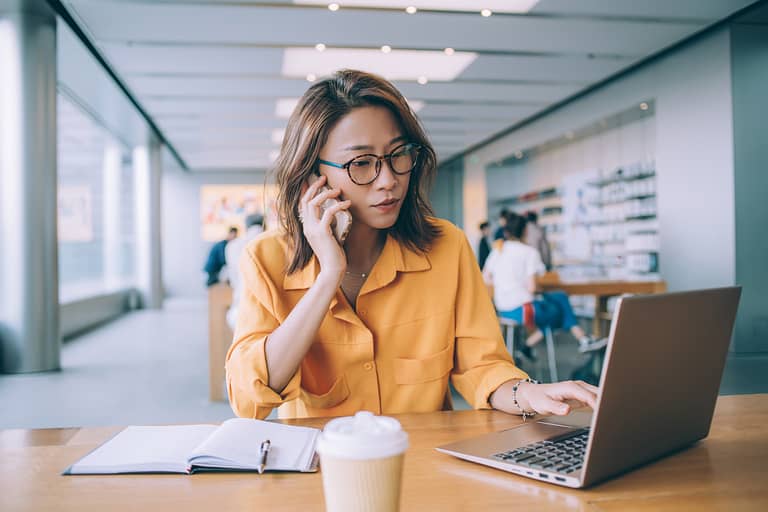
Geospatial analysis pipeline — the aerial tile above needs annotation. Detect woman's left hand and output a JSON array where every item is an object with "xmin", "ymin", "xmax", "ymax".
[{"xmin": 491, "ymin": 379, "xmax": 599, "ymax": 416}]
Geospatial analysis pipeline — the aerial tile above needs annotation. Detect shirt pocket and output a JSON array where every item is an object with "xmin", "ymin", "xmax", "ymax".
[
  {"xmin": 300, "ymin": 374, "xmax": 350, "ymax": 409},
  {"xmin": 393, "ymin": 345, "xmax": 454, "ymax": 385}
]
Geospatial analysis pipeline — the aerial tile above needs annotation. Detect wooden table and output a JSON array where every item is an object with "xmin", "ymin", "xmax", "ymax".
[
  {"xmin": 1, "ymin": 394, "xmax": 765, "ymax": 511},
  {"xmin": 208, "ymin": 283, "xmax": 233, "ymax": 401},
  {"xmin": 537, "ymin": 278, "xmax": 668, "ymax": 337}
]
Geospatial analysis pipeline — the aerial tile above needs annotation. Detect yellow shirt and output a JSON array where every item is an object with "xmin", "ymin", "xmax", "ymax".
[{"xmin": 225, "ymin": 218, "xmax": 528, "ymax": 419}]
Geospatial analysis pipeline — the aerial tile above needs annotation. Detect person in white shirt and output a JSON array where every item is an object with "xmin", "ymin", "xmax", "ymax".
[
  {"xmin": 483, "ymin": 212, "xmax": 605, "ymax": 360},
  {"xmin": 226, "ymin": 213, "xmax": 265, "ymax": 329}
]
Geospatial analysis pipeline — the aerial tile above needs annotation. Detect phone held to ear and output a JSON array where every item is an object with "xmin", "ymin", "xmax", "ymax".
[{"xmin": 308, "ymin": 174, "xmax": 352, "ymax": 244}]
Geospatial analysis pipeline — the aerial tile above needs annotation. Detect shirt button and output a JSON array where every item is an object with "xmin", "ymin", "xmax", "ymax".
[{"xmin": 363, "ymin": 362, "xmax": 374, "ymax": 371}]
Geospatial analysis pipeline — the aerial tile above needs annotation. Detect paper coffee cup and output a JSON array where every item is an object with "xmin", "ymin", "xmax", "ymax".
[{"xmin": 316, "ymin": 411, "xmax": 409, "ymax": 512}]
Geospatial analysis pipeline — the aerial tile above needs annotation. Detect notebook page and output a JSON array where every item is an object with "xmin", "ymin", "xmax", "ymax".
[
  {"xmin": 66, "ymin": 425, "xmax": 217, "ymax": 474},
  {"xmin": 188, "ymin": 418, "xmax": 319, "ymax": 471}
]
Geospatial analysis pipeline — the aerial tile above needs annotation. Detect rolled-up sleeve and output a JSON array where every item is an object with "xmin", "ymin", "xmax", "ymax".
[
  {"xmin": 225, "ymin": 247, "xmax": 301, "ymax": 419},
  {"xmin": 450, "ymin": 234, "xmax": 529, "ymax": 409}
]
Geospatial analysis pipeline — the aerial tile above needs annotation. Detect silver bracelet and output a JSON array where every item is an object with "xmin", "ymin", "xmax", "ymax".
[{"xmin": 512, "ymin": 378, "xmax": 539, "ymax": 421}]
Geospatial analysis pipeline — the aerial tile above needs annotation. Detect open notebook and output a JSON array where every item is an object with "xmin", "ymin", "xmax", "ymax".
[{"xmin": 63, "ymin": 418, "xmax": 320, "ymax": 475}]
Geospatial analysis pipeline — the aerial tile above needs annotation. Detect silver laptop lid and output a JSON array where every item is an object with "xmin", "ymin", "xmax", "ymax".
[{"xmin": 582, "ymin": 286, "xmax": 741, "ymax": 487}]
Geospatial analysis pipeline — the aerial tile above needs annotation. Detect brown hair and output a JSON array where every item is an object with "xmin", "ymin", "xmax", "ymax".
[
  {"xmin": 274, "ymin": 69, "xmax": 441, "ymax": 274},
  {"xmin": 503, "ymin": 212, "xmax": 527, "ymax": 240}
]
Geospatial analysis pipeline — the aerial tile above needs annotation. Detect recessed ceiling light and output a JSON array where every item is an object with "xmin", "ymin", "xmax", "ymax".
[
  {"xmin": 328, "ymin": 3, "xmax": 340, "ymax": 11},
  {"xmin": 481, "ymin": 9, "xmax": 492, "ymax": 17},
  {"xmin": 444, "ymin": 47, "xmax": 455, "ymax": 56},
  {"xmin": 282, "ymin": 47, "xmax": 477, "ymax": 82},
  {"xmin": 315, "ymin": 43, "xmax": 326, "ymax": 51},
  {"xmin": 296, "ymin": 1, "xmax": 540, "ymax": 14},
  {"xmin": 417, "ymin": 76, "xmax": 428, "ymax": 85},
  {"xmin": 406, "ymin": 6, "xmax": 417, "ymax": 14},
  {"xmin": 306, "ymin": 73, "xmax": 317, "ymax": 82},
  {"xmin": 640, "ymin": 102, "xmax": 649, "ymax": 111},
  {"xmin": 381, "ymin": 45, "xmax": 392, "ymax": 53}
]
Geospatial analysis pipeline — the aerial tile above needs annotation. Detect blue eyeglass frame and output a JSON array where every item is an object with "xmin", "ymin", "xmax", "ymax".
[{"xmin": 317, "ymin": 142, "xmax": 422, "ymax": 185}]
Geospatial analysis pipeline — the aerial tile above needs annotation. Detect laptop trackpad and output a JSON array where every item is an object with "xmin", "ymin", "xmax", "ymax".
[{"xmin": 439, "ymin": 422, "xmax": 579, "ymax": 459}]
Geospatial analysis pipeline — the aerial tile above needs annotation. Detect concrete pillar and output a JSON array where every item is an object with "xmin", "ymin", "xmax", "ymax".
[
  {"xmin": 0, "ymin": 0, "xmax": 60, "ymax": 373},
  {"xmin": 133, "ymin": 135, "xmax": 163, "ymax": 309}
]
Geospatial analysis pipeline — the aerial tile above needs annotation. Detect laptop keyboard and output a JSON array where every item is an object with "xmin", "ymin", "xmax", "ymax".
[{"xmin": 492, "ymin": 427, "xmax": 590, "ymax": 474}]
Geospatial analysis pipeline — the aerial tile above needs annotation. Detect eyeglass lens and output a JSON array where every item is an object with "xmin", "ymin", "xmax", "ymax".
[{"xmin": 348, "ymin": 144, "xmax": 420, "ymax": 184}]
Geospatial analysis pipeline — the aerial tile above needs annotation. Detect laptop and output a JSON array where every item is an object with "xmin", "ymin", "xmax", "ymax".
[{"xmin": 437, "ymin": 286, "xmax": 741, "ymax": 488}]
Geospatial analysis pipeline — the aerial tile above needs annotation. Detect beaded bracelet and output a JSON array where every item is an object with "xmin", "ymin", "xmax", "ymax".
[{"xmin": 512, "ymin": 378, "xmax": 539, "ymax": 421}]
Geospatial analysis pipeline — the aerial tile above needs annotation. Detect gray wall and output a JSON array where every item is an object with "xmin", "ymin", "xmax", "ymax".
[
  {"xmin": 432, "ymin": 157, "xmax": 464, "ymax": 228},
  {"xmin": 162, "ymin": 160, "xmax": 267, "ymax": 299},
  {"xmin": 731, "ymin": 20, "xmax": 768, "ymax": 354},
  {"xmin": 478, "ymin": 27, "xmax": 736, "ymax": 294}
]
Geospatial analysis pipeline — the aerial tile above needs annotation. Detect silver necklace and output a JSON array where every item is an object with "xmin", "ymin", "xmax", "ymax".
[{"xmin": 345, "ymin": 270, "xmax": 368, "ymax": 278}]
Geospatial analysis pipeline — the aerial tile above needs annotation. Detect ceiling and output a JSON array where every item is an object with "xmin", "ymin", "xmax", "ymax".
[{"xmin": 61, "ymin": 0, "xmax": 757, "ymax": 171}]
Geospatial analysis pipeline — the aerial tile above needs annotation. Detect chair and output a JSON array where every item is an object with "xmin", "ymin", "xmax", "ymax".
[{"xmin": 498, "ymin": 316, "xmax": 558, "ymax": 383}]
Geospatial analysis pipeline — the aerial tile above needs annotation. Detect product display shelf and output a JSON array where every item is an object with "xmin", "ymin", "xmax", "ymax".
[{"xmin": 588, "ymin": 161, "xmax": 660, "ymax": 280}]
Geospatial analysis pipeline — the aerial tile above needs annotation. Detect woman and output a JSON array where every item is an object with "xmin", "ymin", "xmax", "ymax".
[
  {"xmin": 225, "ymin": 69, "xmax": 597, "ymax": 420},
  {"xmin": 483, "ymin": 212, "xmax": 605, "ymax": 359}
]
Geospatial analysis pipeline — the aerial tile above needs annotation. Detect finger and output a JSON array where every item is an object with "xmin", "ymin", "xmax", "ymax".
[
  {"xmin": 557, "ymin": 382, "xmax": 598, "ymax": 409},
  {"xmin": 300, "ymin": 175, "xmax": 327, "ymax": 206},
  {"xmin": 308, "ymin": 187, "xmax": 342, "ymax": 208},
  {"xmin": 320, "ymin": 200, "xmax": 352, "ymax": 225},
  {"xmin": 536, "ymin": 396, "xmax": 570, "ymax": 416},
  {"xmin": 574, "ymin": 380, "xmax": 600, "ymax": 396}
]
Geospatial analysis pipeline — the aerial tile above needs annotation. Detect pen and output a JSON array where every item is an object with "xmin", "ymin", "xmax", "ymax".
[{"xmin": 258, "ymin": 439, "xmax": 271, "ymax": 474}]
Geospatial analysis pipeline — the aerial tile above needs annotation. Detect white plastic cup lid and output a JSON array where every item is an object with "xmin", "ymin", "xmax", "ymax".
[{"xmin": 316, "ymin": 411, "xmax": 409, "ymax": 460}]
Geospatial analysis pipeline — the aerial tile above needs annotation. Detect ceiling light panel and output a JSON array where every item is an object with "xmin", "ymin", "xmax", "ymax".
[
  {"xmin": 282, "ymin": 48, "xmax": 476, "ymax": 82},
  {"xmin": 293, "ymin": 1, "xmax": 540, "ymax": 13},
  {"xmin": 71, "ymin": 1, "xmax": 702, "ymax": 56}
]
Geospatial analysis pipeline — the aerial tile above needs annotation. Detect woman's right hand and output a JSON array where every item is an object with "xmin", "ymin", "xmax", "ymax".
[{"xmin": 299, "ymin": 175, "xmax": 351, "ymax": 284}]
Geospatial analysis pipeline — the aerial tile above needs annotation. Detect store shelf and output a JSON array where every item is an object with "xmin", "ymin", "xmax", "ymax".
[
  {"xmin": 493, "ymin": 186, "xmax": 560, "ymax": 206},
  {"xmin": 592, "ymin": 239, "xmax": 626, "ymax": 245},
  {"xmin": 592, "ymin": 193, "xmax": 656, "ymax": 207},
  {"xmin": 625, "ymin": 214, "xmax": 657, "ymax": 221},
  {"xmin": 588, "ymin": 171, "xmax": 656, "ymax": 188}
]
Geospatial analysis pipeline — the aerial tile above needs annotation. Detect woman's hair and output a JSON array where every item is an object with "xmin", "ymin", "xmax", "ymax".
[
  {"xmin": 274, "ymin": 69, "xmax": 441, "ymax": 274},
  {"xmin": 503, "ymin": 212, "xmax": 527, "ymax": 240}
]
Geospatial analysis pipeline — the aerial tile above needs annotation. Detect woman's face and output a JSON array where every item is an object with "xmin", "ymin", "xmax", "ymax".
[{"xmin": 317, "ymin": 105, "xmax": 411, "ymax": 231}]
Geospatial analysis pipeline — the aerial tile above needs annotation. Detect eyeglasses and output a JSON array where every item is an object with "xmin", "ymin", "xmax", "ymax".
[{"xmin": 317, "ymin": 142, "xmax": 422, "ymax": 186}]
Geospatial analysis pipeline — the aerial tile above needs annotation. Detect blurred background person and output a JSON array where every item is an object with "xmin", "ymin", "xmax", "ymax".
[
  {"xmin": 478, "ymin": 221, "xmax": 491, "ymax": 270},
  {"xmin": 525, "ymin": 210, "xmax": 552, "ymax": 271},
  {"xmin": 493, "ymin": 208, "xmax": 509, "ymax": 242},
  {"xmin": 483, "ymin": 213, "xmax": 605, "ymax": 361},
  {"xmin": 226, "ymin": 213, "xmax": 265, "ymax": 329},
  {"xmin": 204, "ymin": 226, "xmax": 238, "ymax": 287}
]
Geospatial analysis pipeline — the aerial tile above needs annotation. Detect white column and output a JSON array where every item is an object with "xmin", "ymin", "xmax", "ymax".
[
  {"xmin": 462, "ymin": 155, "xmax": 489, "ymax": 251},
  {"xmin": 102, "ymin": 139, "xmax": 122, "ymax": 288},
  {"xmin": 133, "ymin": 134, "xmax": 163, "ymax": 309},
  {"xmin": 0, "ymin": 0, "xmax": 59, "ymax": 373}
]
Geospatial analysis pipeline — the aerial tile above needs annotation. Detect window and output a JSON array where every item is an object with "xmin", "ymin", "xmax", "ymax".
[{"xmin": 57, "ymin": 93, "xmax": 136, "ymax": 301}]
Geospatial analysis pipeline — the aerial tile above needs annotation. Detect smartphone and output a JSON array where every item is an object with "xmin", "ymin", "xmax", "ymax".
[{"xmin": 307, "ymin": 174, "xmax": 352, "ymax": 243}]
